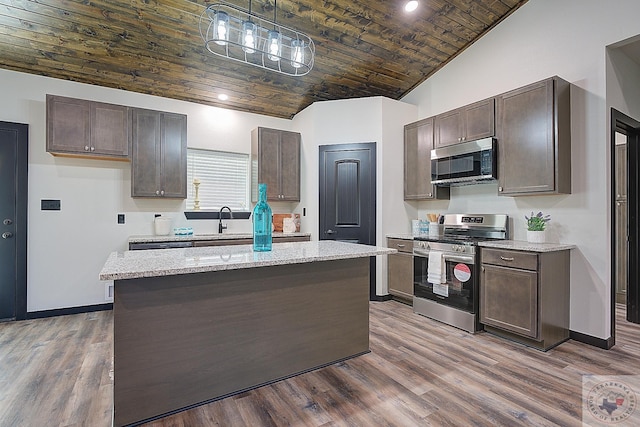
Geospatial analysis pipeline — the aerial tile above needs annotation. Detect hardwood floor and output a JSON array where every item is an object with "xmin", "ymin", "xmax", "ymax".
[{"xmin": 1, "ymin": 302, "xmax": 639, "ymax": 426}]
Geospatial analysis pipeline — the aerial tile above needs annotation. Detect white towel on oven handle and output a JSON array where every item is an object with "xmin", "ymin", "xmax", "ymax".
[{"xmin": 427, "ymin": 251, "xmax": 446, "ymax": 285}]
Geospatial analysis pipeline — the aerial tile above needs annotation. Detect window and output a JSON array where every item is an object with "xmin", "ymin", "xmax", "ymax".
[{"xmin": 186, "ymin": 148, "xmax": 250, "ymax": 211}]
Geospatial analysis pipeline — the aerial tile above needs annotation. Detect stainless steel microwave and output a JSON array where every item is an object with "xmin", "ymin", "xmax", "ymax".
[{"xmin": 431, "ymin": 138, "xmax": 497, "ymax": 186}]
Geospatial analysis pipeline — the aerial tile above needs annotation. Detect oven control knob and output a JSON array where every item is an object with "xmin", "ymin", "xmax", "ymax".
[{"xmin": 458, "ymin": 246, "xmax": 465, "ymax": 253}]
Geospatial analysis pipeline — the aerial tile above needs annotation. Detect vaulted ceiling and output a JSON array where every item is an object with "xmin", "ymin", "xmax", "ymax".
[{"xmin": 0, "ymin": 0, "xmax": 528, "ymax": 119}]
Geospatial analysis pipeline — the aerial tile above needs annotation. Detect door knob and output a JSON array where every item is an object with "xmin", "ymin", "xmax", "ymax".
[
  {"xmin": 2, "ymin": 232, "xmax": 13, "ymax": 239},
  {"xmin": 326, "ymin": 229, "xmax": 336, "ymax": 235},
  {"xmin": 3, "ymin": 219, "xmax": 12, "ymax": 225}
]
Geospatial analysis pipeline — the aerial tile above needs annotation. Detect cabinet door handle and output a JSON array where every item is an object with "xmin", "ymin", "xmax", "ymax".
[
  {"xmin": 500, "ymin": 256, "xmax": 514, "ymax": 261},
  {"xmin": 84, "ymin": 146, "xmax": 90, "ymax": 151},
  {"xmin": 427, "ymin": 193, "xmax": 432, "ymax": 197},
  {"xmin": 397, "ymin": 244, "xmax": 405, "ymax": 248},
  {"xmin": 90, "ymin": 147, "xmax": 95, "ymax": 152},
  {"xmin": 155, "ymin": 190, "xmax": 160, "ymax": 196},
  {"xmin": 498, "ymin": 187, "xmax": 503, "ymax": 192},
  {"xmin": 160, "ymin": 190, "xmax": 165, "ymax": 196}
]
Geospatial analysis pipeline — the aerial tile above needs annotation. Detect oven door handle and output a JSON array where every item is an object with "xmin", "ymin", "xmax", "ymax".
[
  {"xmin": 443, "ymin": 254, "xmax": 475, "ymax": 264},
  {"xmin": 413, "ymin": 251, "xmax": 474, "ymax": 264}
]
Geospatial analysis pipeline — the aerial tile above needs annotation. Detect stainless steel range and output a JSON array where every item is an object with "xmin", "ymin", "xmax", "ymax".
[{"xmin": 413, "ymin": 214, "xmax": 509, "ymax": 333}]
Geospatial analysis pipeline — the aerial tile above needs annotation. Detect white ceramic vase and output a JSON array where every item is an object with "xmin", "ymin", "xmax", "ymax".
[{"xmin": 526, "ymin": 230, "xmax": 546, "ymax": 243}]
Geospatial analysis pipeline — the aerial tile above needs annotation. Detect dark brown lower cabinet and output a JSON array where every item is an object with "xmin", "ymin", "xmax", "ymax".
[
  {"xmin": 387, "ymin": 238, "xmax": 413, "ymax": 303},
  {"xmin": 480, "ymin": 247, "xmax": 570, "ymax": 351}
]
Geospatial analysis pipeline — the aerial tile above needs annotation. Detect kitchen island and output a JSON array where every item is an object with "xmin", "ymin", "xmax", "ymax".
[{"xmin": 100, "ymin": 241, "xmax": 394, "ymax": 427}]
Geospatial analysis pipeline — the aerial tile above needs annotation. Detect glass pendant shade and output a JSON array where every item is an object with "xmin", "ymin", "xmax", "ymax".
[
  {"xmin": 214, "ymin": 11, "xmax": 229, "ymax": 45},
  {"xmin": 242, "ymin": 20, "xmax": 257, "ymax": 53},
  {"xmin": 267, "ymin": 30, "xmax": 282, "ymax": 61},
  {"xmin": 291, "ymin": 39, "xmax": 304, "ymax": 68}
]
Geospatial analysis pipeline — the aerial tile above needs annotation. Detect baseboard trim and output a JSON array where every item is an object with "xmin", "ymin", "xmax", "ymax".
[
  {"xmin": 26, "ymin": 303, "xmax": 113, "ymax": 320},
  {"xmin": 371, "ymin": 294, "xmax": 393, "ymax": 302},
  {"xmin": 569, "ymin": 330, "xmax": 614, "ymax": 350}
]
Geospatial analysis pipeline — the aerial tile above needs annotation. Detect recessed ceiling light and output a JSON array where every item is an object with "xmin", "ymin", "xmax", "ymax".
[
  {"xmin": 405, "ymin": 1, "xmax": 419, "ymax": 12},
  {"xmin": 218, "ymin": 94, "xmax": 229, "ymax": 101}
]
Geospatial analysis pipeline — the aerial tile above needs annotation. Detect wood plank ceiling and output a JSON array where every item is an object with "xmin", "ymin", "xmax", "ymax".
[{"xmin": 0, "ymin": 0, "xmax": 528, "ymax": 119}]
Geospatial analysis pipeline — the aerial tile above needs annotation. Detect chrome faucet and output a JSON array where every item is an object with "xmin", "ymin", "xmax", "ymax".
[{"xmin": 218, "ymin": 206, "xmax": 233, "ymax": 233}]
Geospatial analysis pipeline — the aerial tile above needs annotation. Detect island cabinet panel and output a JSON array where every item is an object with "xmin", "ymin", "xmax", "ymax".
[
  {"xmin": 46, "ymin": 95, "xmax": 130, "ymax": 159},
  {"xmin": 387, "ymin": 238, "xmax": 413, "ymax": 302},
  {"xmin": 434, "ymin": 98, "xmax": 495, "ymax": 147},
  {"xmin": 113, "ymin": 257, "xmax": 370, "ymax": 427},
  {"xmin": 480, "ymin": 247, "xmax": 570, "ymax": 351},
  {"xmin": 404, "ymin": 118, "xmax": 449, "ymax": 200},
  {"xmin": 251, "ymin": 127, "xmax": 301, "ymax": 201},
  {"xmin": 131, "ymin": 108, "xmax": 187, "ymax": 198},
  {"xmin": 497, "ymin": 76, "xmax": 571, "ymax": 196}
]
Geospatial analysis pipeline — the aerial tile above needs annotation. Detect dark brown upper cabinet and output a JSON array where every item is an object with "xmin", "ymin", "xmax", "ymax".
[
  {"xmin": 251, "ymin": 127, "xmax": 301, "ymax": 202},
  {"xmin": 434, "ymin": 98, "xmax": 495, "ymax": 147},
  {"xmin": 46, "ymin": 94, "xmax": 130, "ymax": 159},
  {"xmin": 131, "ymin": 109, "xmax": 187, "ymax": 198},
  {"xmin": 404, "ymin": 117, "xmax": 449, "ymax": 201},
  {"xmin": 496, "ymin": 76, "xmax": 571, "ymax": 196}
]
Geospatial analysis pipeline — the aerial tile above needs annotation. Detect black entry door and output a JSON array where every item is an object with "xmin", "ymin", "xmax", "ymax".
[
  {"xmin": 0, "ymin": 122, "xmax": 28, "ymax": 321},
  {"xmin": 319, "ymin": 143, "xmax": 376, "ymax": 297}
]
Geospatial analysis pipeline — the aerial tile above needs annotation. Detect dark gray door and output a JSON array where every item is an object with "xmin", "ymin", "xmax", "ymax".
[
  {"xmin": 319, "ymin": 143, "xmax": 376, "ymax": 297},
  {"xmin": 0, "ymin": 122, "xmax": 28, "ymax": 321}
]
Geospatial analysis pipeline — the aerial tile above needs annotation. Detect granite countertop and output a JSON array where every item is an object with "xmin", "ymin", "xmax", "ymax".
[
  {"xmin": 479, "ymin": 240, "xmax": 576, "ymax": 253},
  {"xmin": 129, "ymin": 232, "xmax": 311, "ymax": 243},
  {"xmin": 100, "ymin": 241, "xmax": 396, "ymax": 281}
]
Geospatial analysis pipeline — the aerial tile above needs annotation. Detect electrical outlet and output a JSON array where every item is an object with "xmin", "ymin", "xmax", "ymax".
[
  {"xmin": 117, "ymin": 214, "xmax": 125, "ymax": 224},
  {"xmin": 41, "ymin": 199, "xmax": 61, "ymax": 211},
  {"xmin": 104, "ymin": 281, "xmax": 114, "ymax": 302}
]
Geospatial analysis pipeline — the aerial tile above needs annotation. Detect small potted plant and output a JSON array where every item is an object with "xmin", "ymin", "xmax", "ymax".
[{"xmin": 525, "ymin": 211, "xmax": 550, "ymax": 243}]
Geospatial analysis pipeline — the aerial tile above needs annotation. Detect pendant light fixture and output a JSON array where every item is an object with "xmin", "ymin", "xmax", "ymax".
[
  {"xmin": 266, "ymin": 0, "xmax": 281, "ymax": 61},
  {"xmin": 200, "ymin": 1, "xmax": 314, "ymax": 77},
  {"xmin": 291, "ymin": 39, "xmax": 304, "ymax": 68},
  {"xmin": 213, "ymin": 11, "xmax": 229, "ymax": 45},
  {"xmin": 241, "ymin": 0, "xmax": 257, "ymax": 53}
]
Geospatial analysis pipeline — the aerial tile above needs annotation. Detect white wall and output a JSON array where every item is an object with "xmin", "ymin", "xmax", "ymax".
[
  {"xmin": 0, "ymin": 68, "xmax": 292, "ymax": 312},
  {"xmin": 402, "ymin": 0, "xmax": 640, "ymax": 339},
  {"xmin": 607, "ymin": 36, "xmax": 640, "ymax": 121}
]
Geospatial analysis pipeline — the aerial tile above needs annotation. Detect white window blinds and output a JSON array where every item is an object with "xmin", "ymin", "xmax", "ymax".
[{"xmin": 186, "ymin": 148, "xmax": 250, "ymax": 211}]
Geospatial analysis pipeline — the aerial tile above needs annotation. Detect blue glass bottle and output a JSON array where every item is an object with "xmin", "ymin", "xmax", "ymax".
[{"xmin": 253, "ymin": 183, "xmax": 273, "ymax": 251}]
